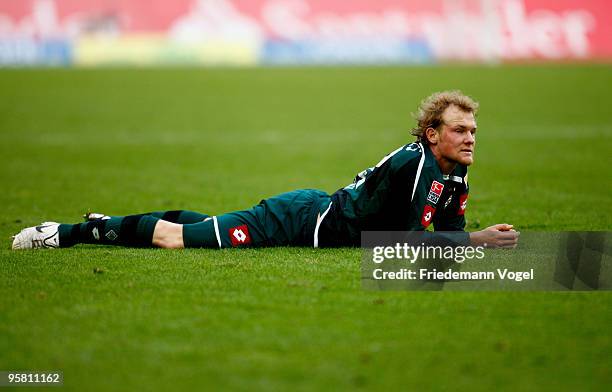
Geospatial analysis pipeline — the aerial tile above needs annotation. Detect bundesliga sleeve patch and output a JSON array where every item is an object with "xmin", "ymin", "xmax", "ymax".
[
  {"xmin": 458, "ymin": 194, "xmax": 468, "ymax": 215},
  {"xmin": 229, "ymin": 225, "xmax": 251, "ymax": 246},
  {"xmin": 427, "ymin": 180, "xmax": 444, "ymax": 205},
  {"xmin": 421, "ymin": 205, "xmax": 436, "ymax": 228}
]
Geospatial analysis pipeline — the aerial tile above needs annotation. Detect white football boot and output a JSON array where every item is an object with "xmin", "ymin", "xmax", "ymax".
[{"xmin": 11, "ymin": 222, "xmax": 60, "ymax": 250}]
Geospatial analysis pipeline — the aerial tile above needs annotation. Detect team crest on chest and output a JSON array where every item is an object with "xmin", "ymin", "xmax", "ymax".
[
  {"xmin": 444, "ymin": 195, "xmax": 453, "ymax": 209},
  {"xmin": 427, "ymin": 180, "xmax": 444, "ymax": 205}
]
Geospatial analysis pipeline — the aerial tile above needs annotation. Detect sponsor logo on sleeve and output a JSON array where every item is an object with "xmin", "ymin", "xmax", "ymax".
[
  {"xmin": 458, "ymin": 194, "xmax": 468, "ymax": 215},
  {"xmin": 426, "ymin": 180, "xmax": 444, "ymax": 204},
  {"xmin": 229, "ymin": 224, "xmax": 252, "ymax": 246},
  {"xmin": 421, "ymin": 205, "xmax": 436, "ymax": 228}
]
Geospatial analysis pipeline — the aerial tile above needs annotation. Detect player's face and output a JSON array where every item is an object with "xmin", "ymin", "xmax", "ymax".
[{"xmin": 437, "ymin": 105, "xmax": 477, "ymax": 166}]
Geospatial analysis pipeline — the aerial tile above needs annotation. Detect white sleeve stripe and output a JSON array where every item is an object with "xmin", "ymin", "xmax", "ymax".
[
  {"xmin": 313, "ymin": 202, "xmax": 333, "ymax": 248},
  {"xmin": 212, "ymin": 216, "xmax": 222, "ymax": 248},
  {"xmin": 410, "ymin": 143, "xmax": 426, "ymax": 202}
]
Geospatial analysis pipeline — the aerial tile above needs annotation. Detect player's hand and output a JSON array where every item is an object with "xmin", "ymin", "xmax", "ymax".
[{"xmin": 469, "ymin": 224, "xmax": 520, "ymax": 248}]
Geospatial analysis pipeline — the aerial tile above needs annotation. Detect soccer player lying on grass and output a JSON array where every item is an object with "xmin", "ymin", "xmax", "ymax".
[{"xmin": 12, "ymin": 90, "xmax": 519, "ymax": 250}]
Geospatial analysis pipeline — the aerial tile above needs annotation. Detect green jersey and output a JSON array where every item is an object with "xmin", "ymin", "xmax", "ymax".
[{"xmin": 317, "ymin": 142, "xmax": 470, "ymax": 247}]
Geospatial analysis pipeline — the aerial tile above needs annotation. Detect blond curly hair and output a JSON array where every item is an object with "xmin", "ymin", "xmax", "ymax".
[{"xmin": 411, "ymin": 90, "xmax": 479, "ymax": 143}]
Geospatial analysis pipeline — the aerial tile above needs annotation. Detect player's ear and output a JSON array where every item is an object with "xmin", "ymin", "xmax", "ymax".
[{"xmin": 425, "ymin": 127, "xmax": 438, "ymax": 144}]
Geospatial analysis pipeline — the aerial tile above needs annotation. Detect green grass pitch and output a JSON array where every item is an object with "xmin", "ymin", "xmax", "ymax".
[{"xmin": 0, "ymin": 65, "xmax": 610, "ymax": 391}]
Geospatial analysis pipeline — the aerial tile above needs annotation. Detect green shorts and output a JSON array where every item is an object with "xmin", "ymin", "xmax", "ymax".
[{"xmin": 182, "ymin": 189, "xmax": 331, "ymax": 248}]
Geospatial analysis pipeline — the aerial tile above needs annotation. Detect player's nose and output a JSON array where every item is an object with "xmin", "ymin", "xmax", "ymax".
[{"xmin": 465, "ymin": 132, "xmax": 475, "ymax": 144}]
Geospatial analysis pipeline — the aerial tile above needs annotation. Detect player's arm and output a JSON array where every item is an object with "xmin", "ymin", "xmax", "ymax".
[
  {"xmin": 429, "ymin": 178, "xmax": 469, "ymax": 245},
  {"xmin": 430, "ymin": 218, "xmax": 518, "ymax": 248},
  {"xmin": 390, "ymin": 150, "xmax": 470, "ymax": 246},
  {"xmin": 432, "ymin": 197, "xmax": 467, "ymax": 231},
  {"xmin": 469, "ymin": 224, "xmax": 519, "ymax": 248},
  {"xmin": 432, "ymin": 183, "xmax": 519, "ymax": 248}
]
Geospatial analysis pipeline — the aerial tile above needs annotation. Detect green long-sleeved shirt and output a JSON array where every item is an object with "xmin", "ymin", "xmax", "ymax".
[{"xmin": 318, "ymin": 142, "xmax": 470, "ymax": 246}]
